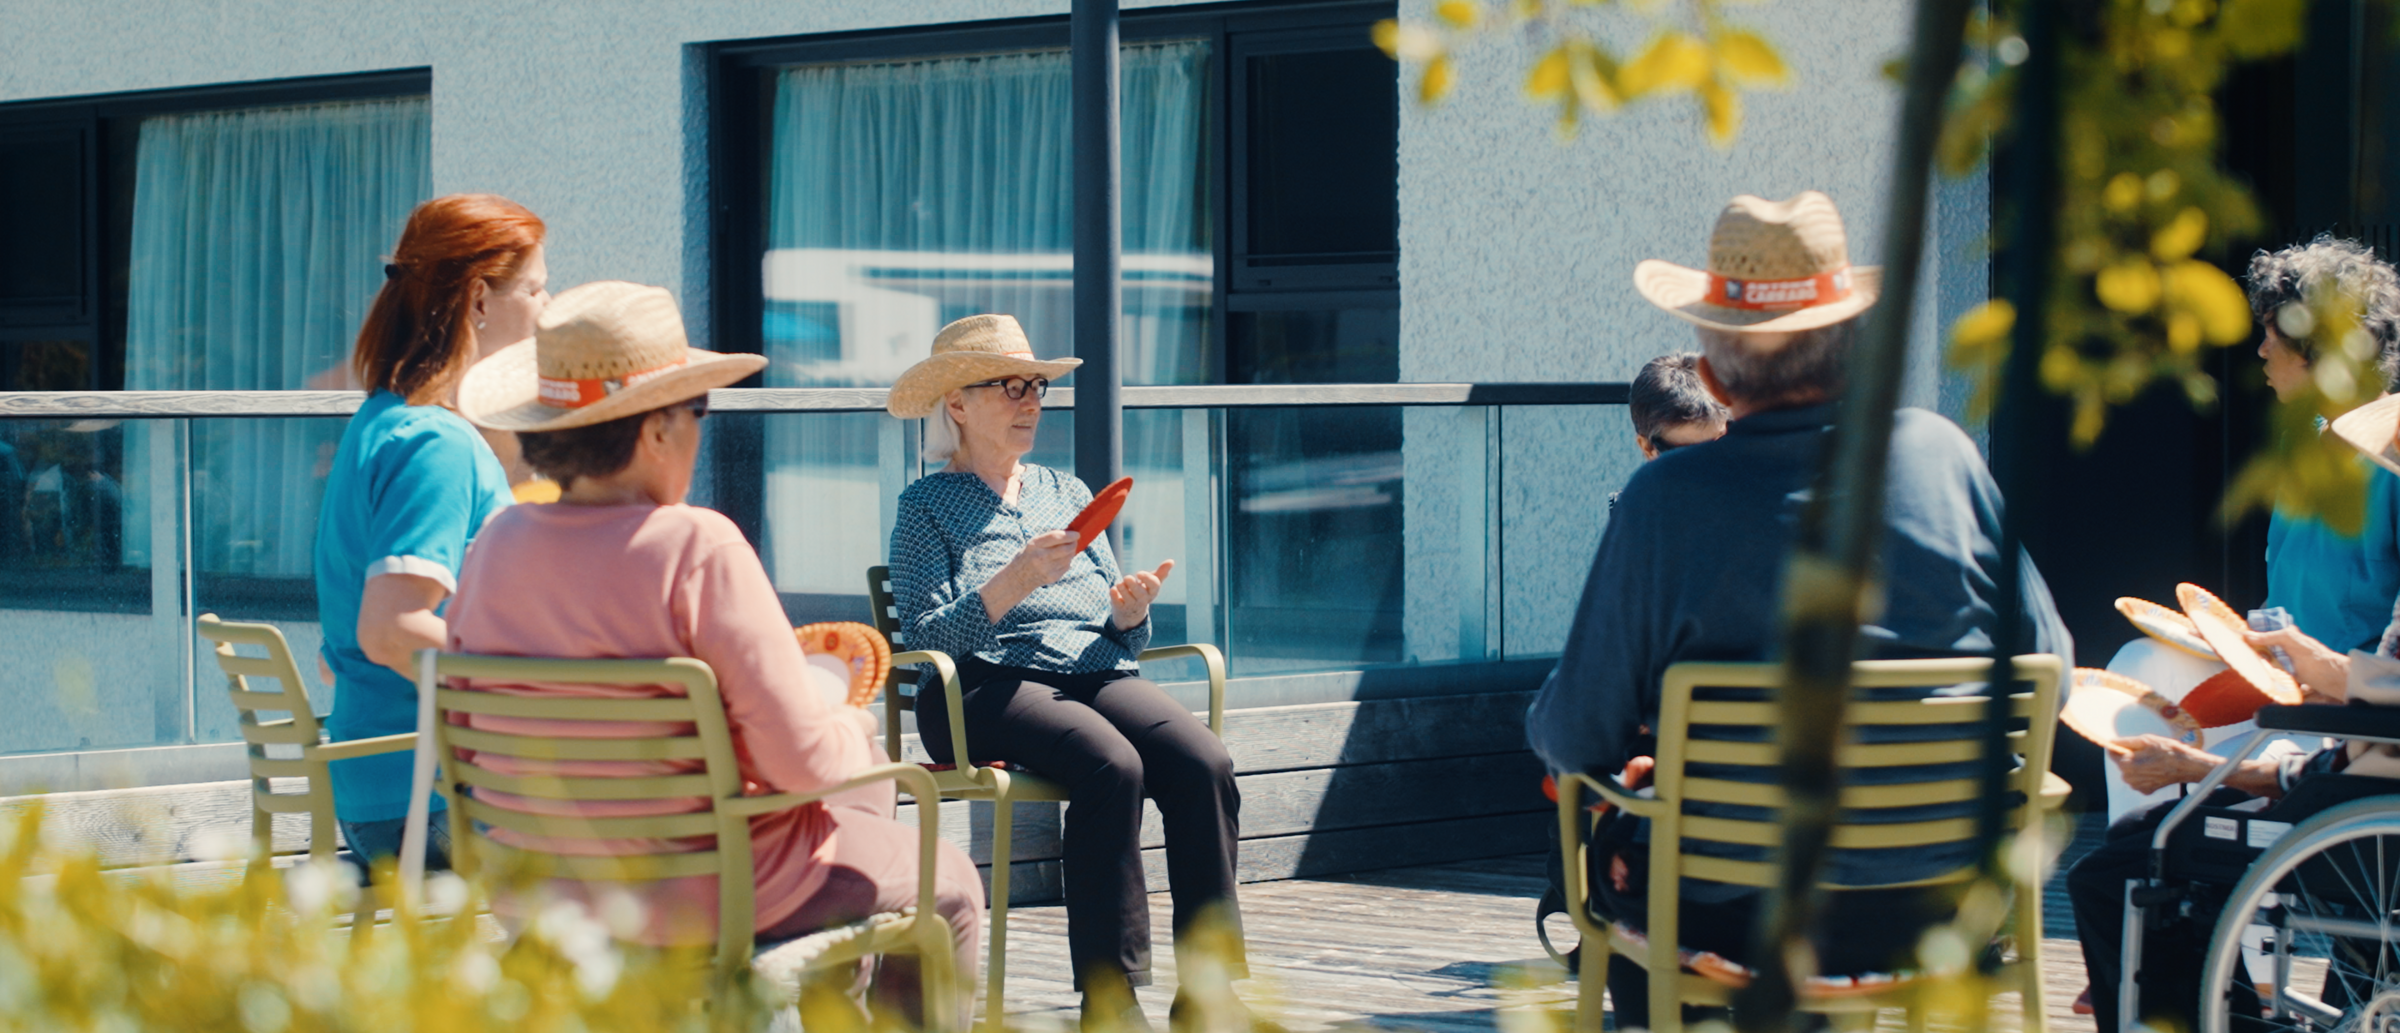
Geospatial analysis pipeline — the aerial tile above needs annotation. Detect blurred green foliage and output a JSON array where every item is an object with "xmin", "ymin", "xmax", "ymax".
[
  {"xmin": 1374, "ymin": 0, "xmax": 1791, "ymax": 144},
  {"xmin": 0, "ymin": 803, "xmax": 770, "ymax": 1033}
]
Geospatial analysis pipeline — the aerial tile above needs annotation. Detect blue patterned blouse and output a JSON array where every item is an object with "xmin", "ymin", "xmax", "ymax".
[{"xmin": 888, "ymin": 465, "xmax": 1150, "ymax": 676}]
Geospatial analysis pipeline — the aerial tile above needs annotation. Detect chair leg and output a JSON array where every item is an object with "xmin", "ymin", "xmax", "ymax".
[
  {"xmin": 2018, "ymin": 894, "xmax": 2047, "ymax": 1033},
  {"xmin": 1575, "ymin": 930, "xmax": 1608, "ymax": 1033},
  {"xmin": 983, "ymin": 796, "xmax": 1012, "ymax": 1033}
]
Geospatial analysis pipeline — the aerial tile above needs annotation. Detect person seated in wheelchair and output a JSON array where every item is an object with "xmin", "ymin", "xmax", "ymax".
[
  {"xmin": 444, "ymin": 281, "xmax": 983, "ymax": 1028},
  {"xmin": 1523, "ymin": 192, "xmax": 2073, "ymax": 1021},
  {"xmin": 881, "ymin": 314, "xmax": 1244, "ymax": 1032},
  {"xmin": 2071, "ymin": 609, "xmax": 2400, "ymax": 1033}
]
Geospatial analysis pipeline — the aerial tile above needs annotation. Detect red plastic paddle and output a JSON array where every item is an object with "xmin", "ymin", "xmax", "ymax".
[{"xmin": 1066, "ymin": 477, "xmax": 1133, "ymax": 552}]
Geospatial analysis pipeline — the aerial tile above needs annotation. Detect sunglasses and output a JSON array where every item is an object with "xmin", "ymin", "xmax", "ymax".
[
  {"xmin": 683, "ymin": 395, "xmax": 710, "ymax": 420},
  {"xmin": 964, "ymin": 377, "xmax": 1050, "ymax": 401}
]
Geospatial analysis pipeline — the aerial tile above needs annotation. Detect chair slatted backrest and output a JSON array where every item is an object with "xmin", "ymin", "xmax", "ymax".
[
  {"xmin": 195, "ymin": 613, "xmax": 335, "ymax": 861},
  {"xmin": 866, "ymin": 565, "xmax": 918, "ymax": 761},
  {"xmin": 428, "ymin": 654, "xmax": 754, "ymax": 979},
  {"xmin": 1652, "ymin": 655, "xmax": 2064, "ymax": 891}
]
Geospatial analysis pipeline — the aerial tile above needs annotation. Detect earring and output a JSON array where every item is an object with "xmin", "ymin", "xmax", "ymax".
[{"xmin": 476, "ymin": 320, "xmax": 486, "ymax": 330}]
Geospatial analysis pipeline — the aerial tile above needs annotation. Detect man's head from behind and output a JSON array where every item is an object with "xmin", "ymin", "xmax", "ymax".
[
  {"xmin": 1691, "ymin": 317, "xmax": 1859, "ymax": 417},
  {"xmin": 1629, "ymin": 352, "xmax": 1729, "ymax": 459}
]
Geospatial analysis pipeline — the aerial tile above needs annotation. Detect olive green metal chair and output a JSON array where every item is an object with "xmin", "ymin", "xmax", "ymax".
[
  {"xmin": 865, "ymin": 564, "xmax": 1226, "ymax": 1031},
  {"xmin": 1558, "ymin": 654, "xmax": 2067, "ymax": 1033},
  {"xmin": 423, "ymin": 652, "xmax": 957, "ymax": 1027},
  {"xmin": 196, "ymin": 613, "xmax": 416, "ymax": 866}
]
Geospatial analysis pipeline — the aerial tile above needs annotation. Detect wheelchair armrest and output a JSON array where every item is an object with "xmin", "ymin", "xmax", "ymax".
[{"xmin": 2255, "ymin": 703, "xmax": 2400, "ymax": 746}]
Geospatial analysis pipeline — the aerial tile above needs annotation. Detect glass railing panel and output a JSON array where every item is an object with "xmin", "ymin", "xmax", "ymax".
[
  {"xmin": 186, "ymin": 415, "xmax": 347, "ymax": 742},
  {"xmin": 1500, "ymin": 404, "xmax": 1638, "ymax": 660},
  {"xmin": 0, "ymin": 417, "xmax": 190, "ymax": 754},
  {"xmin": 1224, "ymin": 405, "xmax": 1410, "ymax": 676}
]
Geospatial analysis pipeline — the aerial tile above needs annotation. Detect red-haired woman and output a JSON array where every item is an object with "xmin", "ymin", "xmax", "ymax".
[{"xmin": 312, "ymin": 193, "xmax": 549, "ymax": 869}]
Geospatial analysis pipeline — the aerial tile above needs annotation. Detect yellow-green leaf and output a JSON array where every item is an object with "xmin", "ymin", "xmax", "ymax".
[
  {"xmin": 1951, "ymin": 299, "xmax": 2017, "ymax": 350},
  {"xmin": 1570, "ymin": 42, "xmax": 1622, "ymax": 112},
  {"xmin": 1700, "ymin": 81, "xmax": 1739, "ymax": 144},
  {"xmin": 2095, "ymin": 259, "xmax": 2163, "ymax": 314},
  {"xmin": 1618, "ymin": 31, "xmax": 1710, "ymax": 98},
  {"xmin": 1421, "ymin": 55, "xmax": 1457, "ymax": 104},
  {"xmin": 1372, "ymin": 19, "xmax": 1444, "ymax": 61},
  {"xmin": 1713, "ymin": 30, "xmax": 1788, "ymax": 86},
  {"xmin": 1434, "ymin": 0, "xmax": 1482, "ymax": 29},
  {"xmin": 2103, "ymin": 172, "xmax": 2144, "ymax": 213},
  {"xmin": 2150, "ymin": 206, "xmax": 2209, "ymax": 261},
  {"xmin": 2219, "ymin": 0, "xmax": 2306, "ymax": 59},
  {"xmin": 1526, "ymin": 46, "xmax": 1571, "ymax": 100},
  {"xmin": 2167, "ymin": 310, "xmax": 2203, "ymax": 354},
  {"xmin": 2164, "ymin": 260, "xmax": 2252, "ymax": 343}
]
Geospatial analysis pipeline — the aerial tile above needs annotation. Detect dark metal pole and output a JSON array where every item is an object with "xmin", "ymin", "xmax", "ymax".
[
  {"xmin": 1073, "ymin": 0, "xmax": 1123, "ymax": 518},
  {"xmin": 1733, "ymin": 0, "xmax": 1974, "ymax": 1027},
  {"xmin": 1979, "ymin": 0, "xmax": 2063, "ymax": 876}
]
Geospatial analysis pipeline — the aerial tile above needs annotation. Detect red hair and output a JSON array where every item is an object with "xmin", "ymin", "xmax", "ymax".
[{"xmin": 353, "ymin": 194, "xmax": 546, "ymax": 405}]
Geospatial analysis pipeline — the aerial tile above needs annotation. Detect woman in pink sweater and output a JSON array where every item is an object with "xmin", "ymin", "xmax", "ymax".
[{"xmin": 447, "ymin": 281, "xmax": 980, "ymax": 1026}]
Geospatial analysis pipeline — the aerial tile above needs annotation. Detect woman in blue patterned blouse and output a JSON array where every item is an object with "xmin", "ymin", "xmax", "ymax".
[{"xmin": 885, "ymin": 315, "xmax": 1242, "ymax": 1030}]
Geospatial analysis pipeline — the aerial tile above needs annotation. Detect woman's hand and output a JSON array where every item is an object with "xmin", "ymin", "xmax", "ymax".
[
  {"xmin": 978, "ymin": 530, "xmax": 1080, "ymax": 623},
  {"xmin": 1109, "ymin": 560, "xmax": 1174, "ymax": 630},
  {"xmin": 2107, "ymin": 734, "xmax": 2223, "ymax": 793},
  {"xmin": 2244, "ymin": 625, "xmax": 2350, "ymax": 702}
]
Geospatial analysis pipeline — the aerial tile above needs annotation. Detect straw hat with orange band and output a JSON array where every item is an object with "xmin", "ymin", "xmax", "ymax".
[
  {"xmin": 1634, "ymin": 190, "xmax": 1883, "ymax": 339},
  {"xmin": 459, "ymin": 280, "xmax": 764, "ymax": 433}
]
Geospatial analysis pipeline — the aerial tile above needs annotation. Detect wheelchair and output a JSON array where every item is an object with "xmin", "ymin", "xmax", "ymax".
[{"xmin": 2121, "ymin": 703, "xmax": 2400, "ymax": 1033}]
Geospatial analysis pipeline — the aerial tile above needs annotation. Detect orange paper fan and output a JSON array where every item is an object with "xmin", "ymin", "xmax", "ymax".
[{"xmin": 795, "ymin": 621, "xmax": 891, "ymax": 708}]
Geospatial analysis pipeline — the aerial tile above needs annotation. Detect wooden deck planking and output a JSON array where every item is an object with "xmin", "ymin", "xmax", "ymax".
[{"xmin": 983, "ymin": 825, "xmax": 2116, "ymax": 1033}]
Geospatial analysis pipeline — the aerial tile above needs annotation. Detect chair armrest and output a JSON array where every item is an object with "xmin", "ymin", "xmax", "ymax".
[
  {"xmin": 1140, "ymin": 642, "xmax": 1225, "ymax": 736},
  {"xmin": 2038, "ymin": 770, "xmax": 2072, "ymax": 809},
  {"xmin": 1557, "ymin": 770, "xmax": 1666, "ymax": 819},
  {"xmin": 722, "ymin": 763, "xmax": 944, "ymax": 926},
  {"xmin": 892, "ymin": 650, "xmax": 972, "ymax": 772},
  {"xmin": 312, "ymin": 731, "xmax": 417, "ymax": 762}
]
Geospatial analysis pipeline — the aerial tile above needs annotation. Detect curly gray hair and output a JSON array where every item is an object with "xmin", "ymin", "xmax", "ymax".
[{"xmin": 2245, "ymin": 235, "xmax": 2400, "ymax": 389}]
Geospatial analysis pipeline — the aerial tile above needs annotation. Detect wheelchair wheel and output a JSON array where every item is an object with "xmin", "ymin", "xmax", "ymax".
[{"xmin": 2201, "ymin": 798, "xmax": 2400, "ymax": 1033}]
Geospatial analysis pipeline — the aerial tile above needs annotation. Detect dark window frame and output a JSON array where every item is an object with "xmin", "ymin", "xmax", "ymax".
[
  {"xmin": 0, "ymin": 68, "xmax": 433, "ymax": 392},
  {"xmin": 705, "ymin": 3, "xmax": 1396, "ymax": 542}
]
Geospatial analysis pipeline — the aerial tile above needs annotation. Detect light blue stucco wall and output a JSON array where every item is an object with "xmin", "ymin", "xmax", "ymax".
[
  {"xmin": 1, "ymin": 0, "xmax": 1992, "ymax": 690},
  {"xmin": 1385, "ymin": 0, "xmax": 1991, "ymax": 658},
  {"xmin": 0, "ymin": 0, "xmax": 1221, "ymax": 351}
]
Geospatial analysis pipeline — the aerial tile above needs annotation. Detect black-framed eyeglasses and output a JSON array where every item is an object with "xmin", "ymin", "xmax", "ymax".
[
  {"xmin": 683, "ymin": 395, "xmax": 710, "ymax": 420},
  {"xmin": 964, "ymin": 376, "xmax": 1050, "ymax": 401}
]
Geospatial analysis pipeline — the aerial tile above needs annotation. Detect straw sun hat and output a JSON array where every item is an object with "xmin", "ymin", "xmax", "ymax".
[
  {"xmin": 886, "ymin": 314, "xmax": 1080, "ymax": 419},
  {"xmin": 1634, "ymin": 191, "xmax": 1883, "ymax": 337},
  {"xmin": 459, "ymin": 281, "xmax": 765, "ymax": 433}
]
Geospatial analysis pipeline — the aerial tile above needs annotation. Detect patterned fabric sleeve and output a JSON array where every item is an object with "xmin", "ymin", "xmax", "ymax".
[{"xmin": 888, "ymin": 487, "xmax": 998, "ymax": 659}]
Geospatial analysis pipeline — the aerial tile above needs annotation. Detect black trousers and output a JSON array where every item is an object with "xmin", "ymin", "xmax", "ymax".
[
  {"xmin": 2068, "ymin": 775, "xmax": 2400, "ymax": 1033},
  {"xmin": 917, "ymin": 659, "xmax": 1243, "ymax": 990},
  {"xmin": 1590, "ymin": 834, "xmax": 1954, "ymax": 1026}
]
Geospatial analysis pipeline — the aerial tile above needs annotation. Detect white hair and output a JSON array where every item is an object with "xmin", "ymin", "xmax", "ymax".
[{"xmin": 920, "ymin": 403, "xmax": 963, "ymax": 464}]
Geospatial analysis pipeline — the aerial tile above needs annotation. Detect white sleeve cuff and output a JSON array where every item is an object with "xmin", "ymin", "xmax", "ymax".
[{"xmin": 365, "ymin": 555, "xmax": 457, "ymax": 594}]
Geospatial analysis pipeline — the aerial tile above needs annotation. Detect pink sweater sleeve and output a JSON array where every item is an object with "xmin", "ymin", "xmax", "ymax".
[{"xmin": 681, "ymin": 535, "xmax": 868, "ymax": 794}]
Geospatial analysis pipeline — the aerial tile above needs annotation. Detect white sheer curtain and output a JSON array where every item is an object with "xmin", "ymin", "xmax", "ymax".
[
  {"xmin": 122, "ymin": 97, "xmax": 431, "ymax": 577},
  {"xmin": 759, "ymin": 42, "xmax": 1210, "ymax": 597}
]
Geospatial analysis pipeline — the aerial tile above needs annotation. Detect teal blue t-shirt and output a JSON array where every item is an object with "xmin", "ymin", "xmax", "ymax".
[
  {"xmin": 313, "ymin": 390, "xmax": 511, "ymax": 823},
  {"xmin": 2265, "ymin": 459, "xmax": 2400, "ymax": 654}
]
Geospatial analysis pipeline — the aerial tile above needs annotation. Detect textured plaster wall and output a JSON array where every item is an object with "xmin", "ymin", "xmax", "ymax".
[
  {"xmin": 1391, "ymin": 0, "xmax": 1994, "ymax": 659},
  {"xmin": 0, "ymin": 0, "xmax": 1213, "ymax": 350},
  {"xmin": 3, "ymin": 0, "xmax": 1993, "ymax": 678}
]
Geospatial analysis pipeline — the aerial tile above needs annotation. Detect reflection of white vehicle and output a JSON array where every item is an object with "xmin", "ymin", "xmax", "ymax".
[
  {"xmin": 760, "ymin": 247, "xmax": 1212, "ymax": 385},
  {"xmin": 1238, "ymin": 452, "xmax": 1402, "ymax": 514}
]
